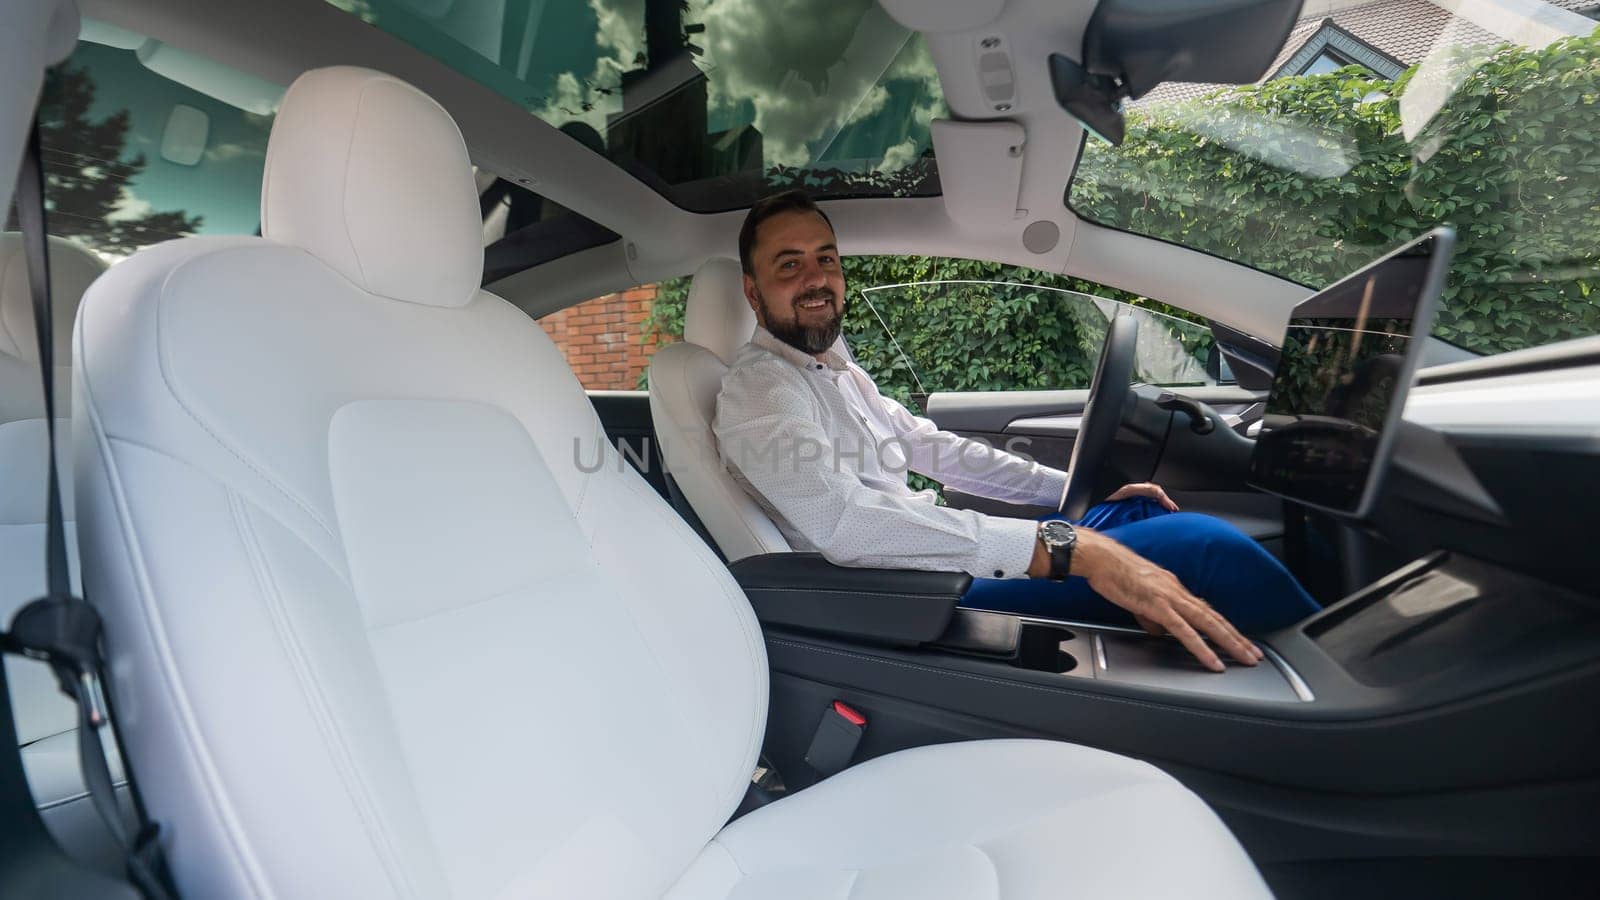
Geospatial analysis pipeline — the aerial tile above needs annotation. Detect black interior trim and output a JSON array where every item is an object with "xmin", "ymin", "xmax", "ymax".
[{"xmin": 729, "ymin": 553, "xmax": 967, "ymax": 647}]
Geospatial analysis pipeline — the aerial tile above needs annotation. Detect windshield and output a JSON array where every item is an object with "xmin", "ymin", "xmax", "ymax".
[
  {"xmin": 324, "ymin": 0, "xmax": 946, "ymax": 212},
  {"xmin": 1067, "ymin": 3, "xmax": 1600, "ymax": 357}
]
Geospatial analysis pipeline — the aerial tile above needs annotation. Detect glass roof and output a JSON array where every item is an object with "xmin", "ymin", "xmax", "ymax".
[{"xmin": 326, "ymin": 0, "xmax": 947, "ymax": 212}]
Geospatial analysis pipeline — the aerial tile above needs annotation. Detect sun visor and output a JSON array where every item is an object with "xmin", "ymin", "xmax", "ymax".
[{"xmin": 930, "ymin": 119, "xmax": 1024, "ymax": 230}]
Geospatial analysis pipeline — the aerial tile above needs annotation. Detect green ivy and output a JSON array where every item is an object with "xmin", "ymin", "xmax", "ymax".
[
  {"xmin": 640, "ymin": 32, "xmax": 1599, "ymax": 394},
  {"xmin": 637, "ymin": 257, "xmax": 1202, "ymax": 404},
  {"xmin": 1072, "ymin": 31, "xmax": 1600, "ymax": 355}
]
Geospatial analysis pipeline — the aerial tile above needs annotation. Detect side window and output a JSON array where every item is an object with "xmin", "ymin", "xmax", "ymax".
[
  {"xmin": 845, "ymin": 261, "xmax": 1221, "ymax": 408},
  {"xmin": 34, "ymin": 20, "xmax": 282, "ymax": 261},
  {"xmin": 632, "ymin": 258, "xmax": 1222, "ymax": 406},
  {"xmin": 538, "ymin": 284, "xmax": 679, "ymax": 391}
]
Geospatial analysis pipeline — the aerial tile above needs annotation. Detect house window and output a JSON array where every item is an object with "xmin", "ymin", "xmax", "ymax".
[
  {"xmin": 1275, "ymin": 21, "xmax": 1405, "ymax": 81},
  {"xmin": 1301, "ymin": 48, "xmax": 1364, "ymax": 77}
]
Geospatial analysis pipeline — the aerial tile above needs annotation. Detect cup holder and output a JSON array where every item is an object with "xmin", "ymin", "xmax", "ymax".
[{"xmin": 1011, "ymin": 623, "xmax": 1078, "ymax": 674}]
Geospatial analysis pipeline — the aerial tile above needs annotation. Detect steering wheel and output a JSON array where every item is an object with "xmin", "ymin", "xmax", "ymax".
[{"xmin": 1059, "ymin": 314, "xmax": 1139, "ymax": 521}]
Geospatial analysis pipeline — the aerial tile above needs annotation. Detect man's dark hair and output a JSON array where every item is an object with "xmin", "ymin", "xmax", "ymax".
[{"xmin": 738, "ymin": 189, "xmax": 834, "ymax": 275}]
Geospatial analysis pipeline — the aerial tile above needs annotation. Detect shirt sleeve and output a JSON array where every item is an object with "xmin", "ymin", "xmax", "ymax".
[
  {"xmin": 875, "ymin": 391, "xmax": 1068, "ymax": 508},
  {"xmin": 714, "ymin": 364, "xmax": 1039, "ymax": 579}
]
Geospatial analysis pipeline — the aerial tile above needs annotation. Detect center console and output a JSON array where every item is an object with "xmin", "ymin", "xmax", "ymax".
[
  {"xmin": 731, "ymin": 547, "xmax": 1600, "ymax": 836},
  {"xmin": 931, "ymin": 607, "xmax": 1314, "ymax": 703}
]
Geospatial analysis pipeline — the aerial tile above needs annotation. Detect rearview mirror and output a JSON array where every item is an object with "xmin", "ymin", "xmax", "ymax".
[{"xmin": 1049, "ymin": 0, "xmax": 1304, "ymax": 144}]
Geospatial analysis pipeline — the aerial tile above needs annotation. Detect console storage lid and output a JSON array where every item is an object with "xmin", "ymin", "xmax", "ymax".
[{"xmin": 729, "ymin": 552, "xmax": 969, "ymax": 646}]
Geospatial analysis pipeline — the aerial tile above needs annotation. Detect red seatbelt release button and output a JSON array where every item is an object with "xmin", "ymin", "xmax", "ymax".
[
  {"xmin": 831, "ymin": 700, "xmax": 867, "ymax": 726},
  {"xmin": 805, "ymin": 700, "xmax": 868, "ymax": 777}
]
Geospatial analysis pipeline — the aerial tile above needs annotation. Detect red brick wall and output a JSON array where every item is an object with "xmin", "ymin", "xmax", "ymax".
[{"xmin": 538, "ymin": 285, "xmax": 674, "ymax": 390}]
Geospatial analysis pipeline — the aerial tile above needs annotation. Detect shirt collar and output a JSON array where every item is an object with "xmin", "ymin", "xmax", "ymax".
[{"xmin": 752, "ymin": 325, "xmax": 852, "ymax": 372}]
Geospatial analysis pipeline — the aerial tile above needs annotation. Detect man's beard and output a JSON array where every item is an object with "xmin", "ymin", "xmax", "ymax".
[{"xmin": 761, "ymin": 286, "xmax": 845, "ymax": 355}]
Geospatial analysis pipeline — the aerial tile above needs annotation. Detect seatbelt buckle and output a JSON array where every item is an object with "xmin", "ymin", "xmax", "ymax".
[
  {"xmin": 4, "ymin": 594, "xmax": 109, "ymax": 728},
  {"xmin": 804, "ymin": 700, "xmax": 867, "ymax": 778}
]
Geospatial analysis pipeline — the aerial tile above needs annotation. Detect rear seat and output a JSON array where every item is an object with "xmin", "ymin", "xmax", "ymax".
[{"xmin": 0, "ymin": 232, "xmax": 126, "ymax": 873}]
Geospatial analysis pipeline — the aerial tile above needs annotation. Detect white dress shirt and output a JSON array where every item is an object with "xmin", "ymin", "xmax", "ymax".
[{"xmin": 713, "ymin": 326, "xmax": 1068, "ymax": 579}]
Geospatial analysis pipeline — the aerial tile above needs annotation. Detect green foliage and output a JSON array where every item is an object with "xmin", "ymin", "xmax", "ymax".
[
  {"xmin": 638, "ymin": 257, "xmax": 1207, "ymax": 402},
  {"xmin": 641, "ymin": 34, "xmax": 1600, "ymax": 399},
  {"xmin": 1072, "ymin": 32, "xmax": 1600, "ymax": 355}
]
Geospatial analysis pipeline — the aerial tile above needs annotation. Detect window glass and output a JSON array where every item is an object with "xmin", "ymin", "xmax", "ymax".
[
  {"xmin": 852, "ymin": 280, "xmax": 1217, "ymax": 404},
  {"xmin": 540, "ymin": 284, "xmax": 678, "ymax": 391},
  {"xmin": 1067, "ymin": 8, "xmax": 1600, "ymax": 356},
  {"xmin": 481, "ymin": 177, "xmax": 620, "ymax": 282},
  {"xmin": 31, "ymin": 21, "xmax": 282, "ymax": 262},
  {"xmin": 1301, "ymin": 49, "xmax": 1361, "ymax": 77},
  {"xmin": 323, "ymin": 0, "xmax": 946, "ymax": 213},
  {"xmin": 635, "ymin": 257, "xmax": 1218, "ymax": 407}
]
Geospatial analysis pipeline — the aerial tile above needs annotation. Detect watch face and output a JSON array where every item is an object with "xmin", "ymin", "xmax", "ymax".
[{"xmin": 1040, "ymin": 520, "xmax": 1074, "ymax": 546}]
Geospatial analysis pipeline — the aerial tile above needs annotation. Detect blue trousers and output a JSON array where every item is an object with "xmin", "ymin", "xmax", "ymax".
[{"xmin": 961, "ymin": 498, "xmax": 1320, "ymax": 634}]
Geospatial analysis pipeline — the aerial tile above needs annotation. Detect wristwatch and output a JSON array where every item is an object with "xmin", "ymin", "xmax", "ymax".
[{"xmin": 1037, "ymin": 520, "xmax": 1077, "ymax": 581}]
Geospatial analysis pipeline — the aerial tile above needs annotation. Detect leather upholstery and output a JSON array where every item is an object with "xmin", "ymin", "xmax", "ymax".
[
  {"xmin": 727, "ymin": 552, "xmax": 966, "ymax": 646},
  {"xmin": 648, "ymin": 260, "xmax": 791, "ymax": 561},
  {"xmin": 682, "ymin": 258, "xmax": 754, "ymax": 366},
  {"xmin": 75, "ymin": 68, "xmax": 765, "ymax": 898},
  {"xmin": 259, "ymin": 66, "xmax": 482, "ymax": 308},
  {"xmin": 72, "ymin": 65, "xmax": 1269, "ymax": 899},
  {"xmin": 667, "ymin": 739, "xmax": 1270, "ymax": 899}
]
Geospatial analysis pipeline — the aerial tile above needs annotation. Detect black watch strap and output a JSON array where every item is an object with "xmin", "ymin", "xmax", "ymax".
[{"xmin": 1039, "ymin": 521, "xmax": 1076, "ymax": 581}]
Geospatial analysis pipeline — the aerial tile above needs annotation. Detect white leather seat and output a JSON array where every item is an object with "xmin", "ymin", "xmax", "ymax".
[
  {"xmin": 72, "ymin": 65, "xmax": 1271, "ymax": 899},
  {"xmin": 0, "ymin": 233, "xmax": 129, "ymax": 870},
  {"xmin": 647, "ymin": 259, "xmax": 790, "ymax": 561}
]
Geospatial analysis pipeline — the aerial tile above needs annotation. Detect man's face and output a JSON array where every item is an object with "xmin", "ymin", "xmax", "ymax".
[{"xmin": 744, "ymin": 208, "xmax": 848, "ymax": 356}]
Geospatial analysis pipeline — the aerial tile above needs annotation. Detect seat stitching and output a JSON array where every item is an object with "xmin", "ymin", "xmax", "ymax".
[
  {"xmin": 229, "ymin": 490, "xmax": 423, "ymax": 900},
  {"xmin": 654, "ymin": 346, "xmax": 786, "ymax": 557},
  {"xmin": 152, "ymin": 248, "xmax": 336, "ymax": 538},
  {"xmin": 77, "ymin": 336, "xmax": 272, "ymax": 898},
  {"xmin": 671, "ymin": 350, "xmax": 764, "ymax": 551},
  {"xmin": 108, "ymin": 433, "xmax": 354, "ymax": 589},
  {"xmin": 840, "ymin": 866, "xmax": 864, "ymax": 900},
  {"xmin": 968, "ymin": 842, "xmax": 1002, "ymax": 900},
  {"xmin": 617, "ymin": 467, "xmax": 768, "ymax": 808},
  {"xmin": 339, "ymin": 81, "xmax": 375, "ymax": 291}
]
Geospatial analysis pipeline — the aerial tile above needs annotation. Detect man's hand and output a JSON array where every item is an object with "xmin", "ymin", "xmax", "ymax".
[
  {"xmin": 1073, "ymin": 529, "xmax": 1262, "ymax": 672},
  {"xmin": 1107, "ymin": 482, "xmax": 1179, "ymax": 512}
]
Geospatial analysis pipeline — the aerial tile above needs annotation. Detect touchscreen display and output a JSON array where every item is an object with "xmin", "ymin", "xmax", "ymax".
[{"xmin": 1248, "ymin": 231, "xmax": 1452, "ymax": 516}]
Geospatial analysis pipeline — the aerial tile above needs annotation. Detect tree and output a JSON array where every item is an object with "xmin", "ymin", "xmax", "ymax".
[{"xmin": 25, "ymin": 65, "xmax": 202, "ymax": 255}]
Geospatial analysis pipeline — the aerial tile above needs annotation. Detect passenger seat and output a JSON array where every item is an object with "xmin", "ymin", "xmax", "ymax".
[
  {"xmin": 0, "ymin": 232, "xmax": 126, "ymax": 874},
  {"xmin": 69, "ymin": 66, "xmax": 1272, "ymax": 898}
]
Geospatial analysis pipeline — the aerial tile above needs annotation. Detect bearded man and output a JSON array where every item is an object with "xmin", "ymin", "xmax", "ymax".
[{"xmin": 712, "ymin": 190, "xmax": 1318, "ymax": 671}]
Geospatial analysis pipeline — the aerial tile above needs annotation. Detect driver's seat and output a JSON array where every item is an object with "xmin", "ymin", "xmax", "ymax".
[{"xmin": 647, "ymin": 258, "xmax": 790, "ymax": 561}]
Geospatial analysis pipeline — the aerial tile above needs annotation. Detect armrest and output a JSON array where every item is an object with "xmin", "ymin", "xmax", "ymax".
[{"xmin": 728, "ymin": 552, "xmax": 970, "ymax": 646}]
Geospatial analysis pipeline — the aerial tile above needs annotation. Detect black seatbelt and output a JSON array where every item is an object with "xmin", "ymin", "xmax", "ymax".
[{"xmin": 3, "ymin": 120, "xmax": 176, "ymax": 900}]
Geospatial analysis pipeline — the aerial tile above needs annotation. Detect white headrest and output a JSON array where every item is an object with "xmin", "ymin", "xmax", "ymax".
[
  {"xmin": 683, "ymin": 257, "xmax": 754, "ymax": 365},
  {"xmin": 260, "ymin": 66, "xmax": 481, "ymax": 308},
  {"xmin": 0, "ymin": 233, "xmax": 105, "ymax": 363}
]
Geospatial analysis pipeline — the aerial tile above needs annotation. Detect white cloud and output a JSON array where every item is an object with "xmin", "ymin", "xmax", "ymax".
[
  {"xmin": 105, "ymin": 186, "xmax": 154, "ymax": 222},
  {"xmin": 531, "ymin": 0, "xmax": 641, "ymax": 134},
  {"xmin": 878, "ymin": 137, "xmax": 919, "ymax": 173},
  {"xmin": 202, "ymin": 141, "xmax": 264, "ymax": 163},
  {"xmin": 530, "ymin": 0, "xmax": 944, "ymax": 172},
  {"xmin": 689, "ymin": 0, "xmax": 926, "ymax": 168}
]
